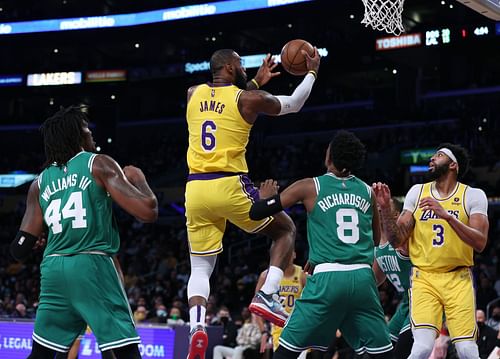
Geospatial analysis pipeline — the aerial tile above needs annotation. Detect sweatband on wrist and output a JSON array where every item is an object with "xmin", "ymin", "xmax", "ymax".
[
  {"xmin": 249, "ymin": 194, "xmax": 283, "ymax": 220},
  {"xmin": 251, "ymin": 78, "xmax": 260, "ymax": 89},
  {"xmin": 276, "ymin": 72, "xmax": 316, "ymax": 115},
  {"xmin": 10, "ymin": 231, "xmax": 38, "ymax": 261}
]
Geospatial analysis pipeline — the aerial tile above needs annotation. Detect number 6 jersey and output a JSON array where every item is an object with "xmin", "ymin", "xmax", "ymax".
[
  {"xmin": 38, "ymin": 151, "xmax": 120, "ymax": 256},
  {"xmin": 307, "ymin": 173, "xmax": 374, "ymax": 266},
  {"xmin": 404, "ymin": 182, "xmax": 488, "ymax": 272},
  {"xmin": 186, "ymin": 83, "xmax": 251, "ymax": 174}
]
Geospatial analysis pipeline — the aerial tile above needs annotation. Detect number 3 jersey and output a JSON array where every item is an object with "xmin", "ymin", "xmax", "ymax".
[
  {"xmin": 37, "ymin": 151, "xmax": 120, "ymax": 257},
  {"xmin": 405, "ymin": 181, "xmax": 488, "ymax": 272},
  {"xmin": 307, "ymin": 173, "xmax": 374, "ymax": 266},
  {"xmin": 186, "ymin": 84, "xmax": 251, "ymax": 174}
]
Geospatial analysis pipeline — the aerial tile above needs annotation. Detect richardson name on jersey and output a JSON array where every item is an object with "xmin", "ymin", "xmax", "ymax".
[
  {"xmin": 317, "ymin": 193, "xmax": 371, "ymax": 213},
  {"xmin": 41, "ymin": 173, "xmax": 92, "ymax": 202}
]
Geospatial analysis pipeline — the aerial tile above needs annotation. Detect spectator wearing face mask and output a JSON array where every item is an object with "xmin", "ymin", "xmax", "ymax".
[
  {"xmin": 150, "ymin": 305, "xmax": 168, "ymax": 324},
  {"xmin": 487, "ymin": 306, "xmax": 500, "ymax": 331},
  {"xmin": 133, "ymin": 306, "xmax": 148, "ymax": 324},
  {"xmin": 167, "ymin": 307, "xmax": 186, "ymax": 326},
  {"xmin": 476, "ymin": 309, "xmax": 498, "ymax": 359},
  {"xmin": 211, "ymin": 306, "xmax": 237, "ymax": 347}
]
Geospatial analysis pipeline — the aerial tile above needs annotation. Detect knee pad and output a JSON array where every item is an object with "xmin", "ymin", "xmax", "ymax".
[
  {"xmin": 409, "ymin": 328, "xmax": 436, "ymax": 359},
  {"xmin": 187, "ymin": 255, "xmax": 217, "ymax": 299},
  {"xmin": 455, "ymin": 340, "xmax": 479, "ymax": 359}
]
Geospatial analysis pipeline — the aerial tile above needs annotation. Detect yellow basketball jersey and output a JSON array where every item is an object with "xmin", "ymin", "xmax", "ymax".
[
  {"xmin": 410, "ymin": 182, "xmax": 472, "ymax": 272},
  {"xmin": 186, "ymin": 84, "xmax": 251, "ymax": 174},
  {"xmin": 271, "ymin": 265, "xmax": 304, "ymax": 350}
]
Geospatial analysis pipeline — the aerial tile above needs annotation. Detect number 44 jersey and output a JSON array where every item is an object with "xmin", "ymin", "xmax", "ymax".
[
  {"xmin": 38, "ymin": 151, "xmax": 120, "ymax": 257},
  {"xmin": 307, "ymin": 173, "xmax": 375, "ymax": 266}
]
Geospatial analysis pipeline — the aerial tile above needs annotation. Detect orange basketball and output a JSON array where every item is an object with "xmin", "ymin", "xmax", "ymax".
[{"xmin": 280, "ymin": 39, "xmax": 315, "ymax": 76}]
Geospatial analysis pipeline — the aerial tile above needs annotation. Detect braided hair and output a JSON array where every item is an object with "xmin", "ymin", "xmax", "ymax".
[{"xmin": 40, "ymin": 106, "xmax": 88, "ymax": 168}]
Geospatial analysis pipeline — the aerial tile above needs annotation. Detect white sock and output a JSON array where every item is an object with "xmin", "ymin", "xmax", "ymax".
[
  {"xmin": 260, "ymin": 266, "xmax": 284, "ymax": 295},
  {"xmin": 189, "ymin": 305, "xmax": 206, "ymax": 331}
]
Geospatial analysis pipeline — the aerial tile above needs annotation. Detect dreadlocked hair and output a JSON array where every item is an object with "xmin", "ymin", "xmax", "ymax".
[
  {"xmin": 329, "ymin": 130, "xmax": 366, "ymax": 174},
  {"xmin": 40, "ymin": 106, "xmax": 87, "ymax": 168}
]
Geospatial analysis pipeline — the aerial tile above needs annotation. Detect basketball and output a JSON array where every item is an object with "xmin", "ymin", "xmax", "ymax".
[{"xmin": 280, "ymin": 39, "xmax": 315, "ymax": 76}]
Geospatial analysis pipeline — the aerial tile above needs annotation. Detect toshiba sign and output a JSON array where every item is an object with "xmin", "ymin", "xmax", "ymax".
[{"xmin": 375, "ymin": 33, "xmax": 422, "ymax": 51}]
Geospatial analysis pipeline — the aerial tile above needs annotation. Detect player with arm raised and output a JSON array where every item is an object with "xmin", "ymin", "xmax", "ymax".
[{"xmin": 185, "ymin": 48, "xmax": 320, "ymax": 359}]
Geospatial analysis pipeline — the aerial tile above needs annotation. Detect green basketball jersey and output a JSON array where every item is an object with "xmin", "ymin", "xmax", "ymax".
[
  {"xmin": 307, "ymin": 173, "xmax": 374, "ymax": 266},
  {"xmin": 374, "ymin": 242, "xmax": 412, "ymax": 294},
  {"xmin": 38, "ymin": 151, "xmax": 120, "ymax": 257}
]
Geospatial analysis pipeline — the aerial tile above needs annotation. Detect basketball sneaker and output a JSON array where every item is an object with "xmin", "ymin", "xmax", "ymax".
[
  {"xmin": 187, "ymin": 325, "xmax": 208, "ymax": 359},
  {"xmin": 249, "ymin": 290, "xmax": 288, "ymax": 327}
]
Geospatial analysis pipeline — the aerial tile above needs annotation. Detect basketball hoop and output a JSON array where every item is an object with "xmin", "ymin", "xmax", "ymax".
[{"xmin": 361, "ymin": 0, "xmax": 405, "ymax": 36}]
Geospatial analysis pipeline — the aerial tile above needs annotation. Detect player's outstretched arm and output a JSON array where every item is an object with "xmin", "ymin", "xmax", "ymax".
[
  {"xmin": 238, "ymin": 49, "xmax": 320, "ymax": 124},
  {"xmin": 249, "ymin": 178, "xmax": 316, "ymax": 220},
  {"xmin": 92, "ymin": 155, "xmax": 158, "ymax": 223},
  {"xmin": 11, "ymin": 180, "xmax": 45, "ymax": 260}
]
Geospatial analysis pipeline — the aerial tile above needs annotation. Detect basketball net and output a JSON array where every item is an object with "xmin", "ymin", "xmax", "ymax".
[{"xmin": 361, "ymin": 0, "xmax": 405, "ymax": 36}]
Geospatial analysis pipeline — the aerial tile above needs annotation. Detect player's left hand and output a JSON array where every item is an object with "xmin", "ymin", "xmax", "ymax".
[
  {"xmin": 372, "ymin": 182, "xmax": 391, "ymax": 209},
  {"xmin": 259, "ymin": 179, "xmax": 279, "ymax": 199},
  {"xmin": 253, "ymin": 54, "xmax": 280, "ymax": 87},
  {"xmin": 419, "ymin": 197, "xmax": 452, "ymax": 221}
]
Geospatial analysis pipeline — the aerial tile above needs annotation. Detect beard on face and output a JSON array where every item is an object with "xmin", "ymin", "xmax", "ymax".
[
  {"xmin": 234, "ymin": 68, "xmax": 247, "ymax": 90},
  {"xmin": 426, "ymin": 161, "xmax": 451, "ymax": 181}
]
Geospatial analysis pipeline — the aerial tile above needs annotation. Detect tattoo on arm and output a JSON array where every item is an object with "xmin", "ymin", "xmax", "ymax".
[{"xmin": 381, "ymin": 208, "xmax": 414, "ymax": 248}]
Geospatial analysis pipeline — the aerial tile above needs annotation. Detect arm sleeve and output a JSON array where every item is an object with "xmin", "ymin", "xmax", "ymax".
[
  {"xmin": 275, "ymin": 72, "xmax": 316, "ymax": 115},
  {"xmin": 403, "ymin": 184, "xmax": 422, "ymax": 213},
  {"xmin": 465, "ymin": 187, "xmax": 488, "ymax": 216}
]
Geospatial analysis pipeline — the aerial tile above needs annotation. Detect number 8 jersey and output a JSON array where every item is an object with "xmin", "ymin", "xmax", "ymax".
[
  {"xmin": 186, "ymin": 84, "xmax": 251, "ymax": 174},
  {"xmin": 38, "ymin": 151, "xmax": 120, "ymax": 257},
  {"xmin": 307, "ymin": 173, "xmax": 374, "ymax": 266}
]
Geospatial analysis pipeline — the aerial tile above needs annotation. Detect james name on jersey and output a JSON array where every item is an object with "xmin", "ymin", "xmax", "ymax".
[{"xmin": 199, "ymin": 99, "xmax": 226, "ymax": 114}]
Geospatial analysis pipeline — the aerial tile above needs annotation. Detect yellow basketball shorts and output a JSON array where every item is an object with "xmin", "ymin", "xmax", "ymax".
[
  {"xmin": 185, "ymin": 174, "xmax": 273, "ymax": 256},
  {"xmin": 409, "ymin": 267, "xmax": 477, "ymax": 343}
]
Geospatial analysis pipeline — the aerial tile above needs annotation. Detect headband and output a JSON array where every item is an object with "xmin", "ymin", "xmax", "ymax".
[{"xmin": 437, "ymin": 147, "xmax": 459, "ymax": 174}]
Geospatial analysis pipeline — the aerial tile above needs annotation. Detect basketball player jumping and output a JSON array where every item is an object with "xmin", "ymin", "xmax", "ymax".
[
  {"xmin": 374, "ymin": 143, "xmax": 489, "ymax": 359},
  {"xmin": 185, "ymin": 48, "xmax": 320, "ymax": 359}
]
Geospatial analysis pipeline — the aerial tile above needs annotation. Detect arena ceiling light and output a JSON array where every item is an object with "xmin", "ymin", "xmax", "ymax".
[{"xmin": 0, "ymin": 0, "xmax": 312, "ymax": 36}]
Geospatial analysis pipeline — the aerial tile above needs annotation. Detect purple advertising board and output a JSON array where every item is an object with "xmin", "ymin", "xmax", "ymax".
[{"xmin": 0, "ymin": 321, "xmax": 175, "ymax": 359}]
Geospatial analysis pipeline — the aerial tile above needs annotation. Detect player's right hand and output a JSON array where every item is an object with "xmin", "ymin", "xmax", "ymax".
[
  {"xmin": 302, "ymin": 46, "xmax": 320, "ymax": 74},
  {"xmin": 123, "ymin": 165, "xmax": 146, "ymax": 185}
]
